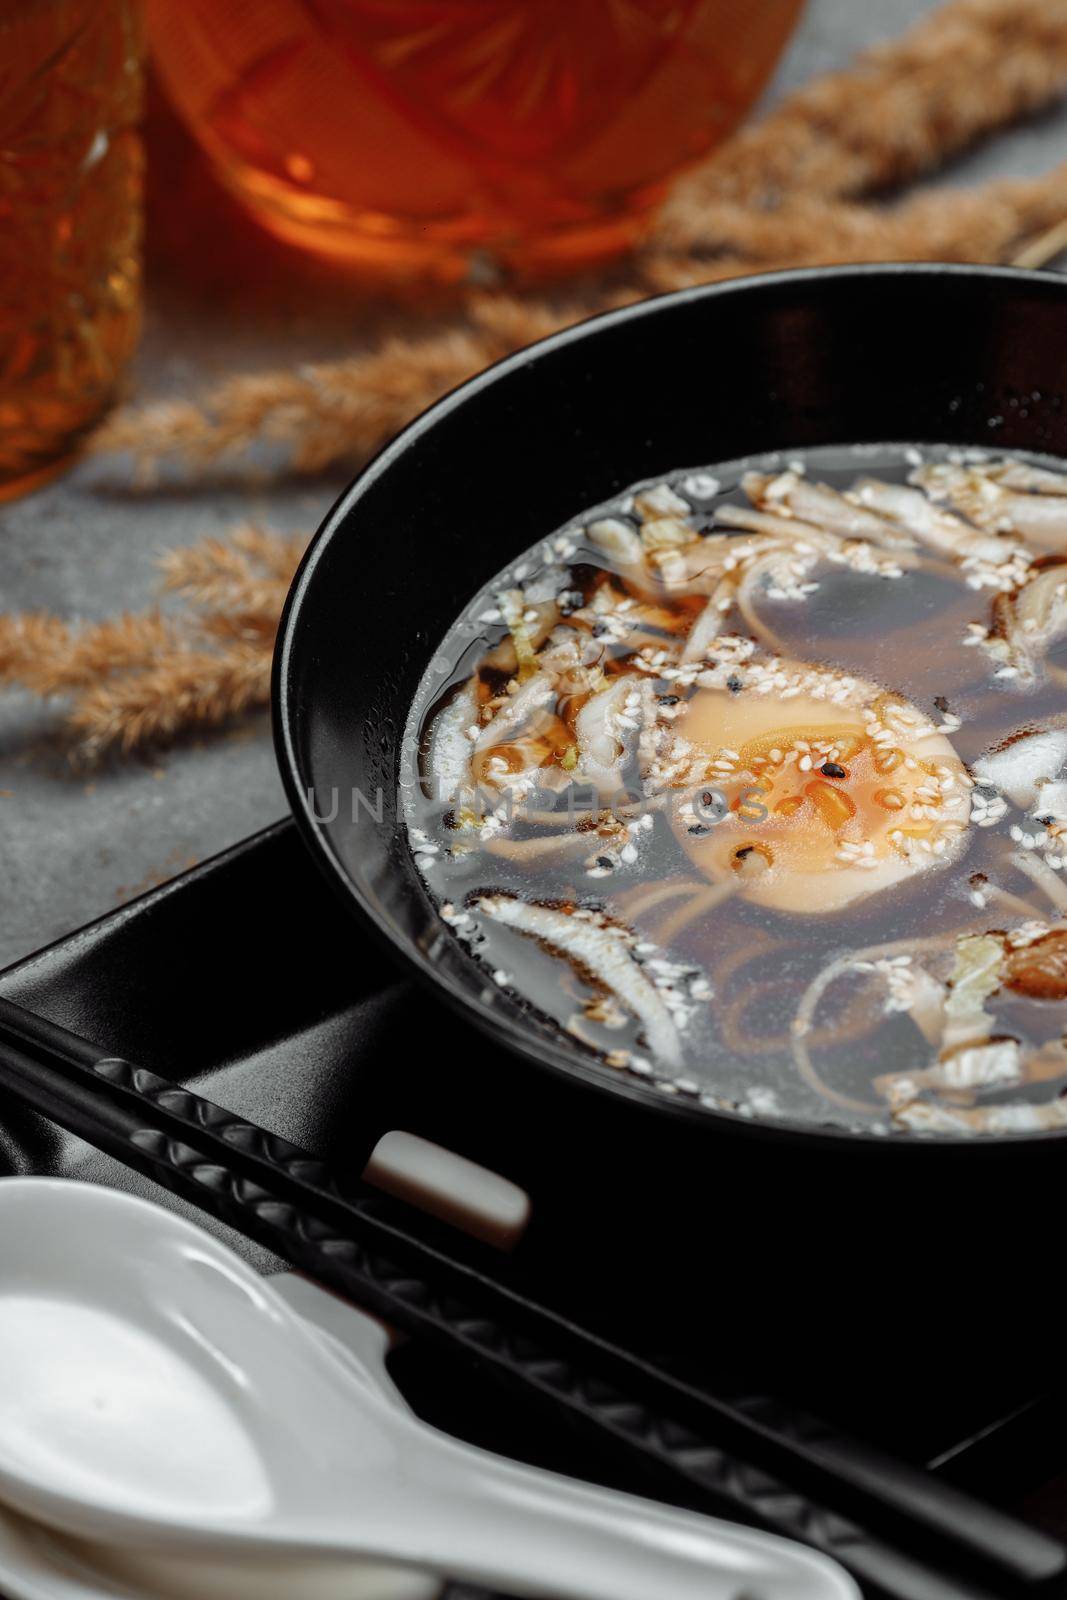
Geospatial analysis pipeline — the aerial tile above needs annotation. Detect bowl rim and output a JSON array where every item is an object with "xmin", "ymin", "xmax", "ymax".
[{"xmin": 274, "ymin": 260, "xmax": 1067, "ymax": 1155}]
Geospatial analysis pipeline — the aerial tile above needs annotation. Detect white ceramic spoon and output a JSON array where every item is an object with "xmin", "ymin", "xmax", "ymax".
[
  {"xmin": 0, "ymin": 1270, "xmax": 434, "ymax": 1600},
  {"xmin": 0, "ymin": 1180, "xmax": 857, "ymax": 1600}
]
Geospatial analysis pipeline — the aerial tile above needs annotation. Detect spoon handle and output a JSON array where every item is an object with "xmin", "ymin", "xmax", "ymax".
[{"xmin": 384, "ymin": 1426, "xmax": 857, "ymax": 1600}]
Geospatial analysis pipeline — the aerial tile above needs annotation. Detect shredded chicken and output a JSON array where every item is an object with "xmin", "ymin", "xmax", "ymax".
[
  {"xmin": 575, "ymin": 676, "xmax": 646, "ymax": 795},
  {"xmin": 681, "ymin": 580, "xmax": 737, "ymax": 663},
  {"xmin": 474, "ymin": 671, "xmax": 556, "ymax": 752},
  {"xmin": 981, "ymin": 563, "xmax": 1067, "ymax": 683},
  {"xmin": 634, "ymin": 484, "xmax": 693, "ymax": 550},
  {"xmin": 850, "ymin": 476, "xmax": 1021, "ymax": 577},
  {"xmin": 587, "ymin": 515, "xmax": 644, "ymax": 567}
]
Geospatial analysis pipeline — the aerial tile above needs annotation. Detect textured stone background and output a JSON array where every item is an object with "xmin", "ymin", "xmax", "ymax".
[{"xmin": 2, "ymin": 0, "xmax": 1066, "ymax": 970}]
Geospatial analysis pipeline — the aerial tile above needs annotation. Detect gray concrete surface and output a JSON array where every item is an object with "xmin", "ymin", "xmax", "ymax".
[{"xmin": 2, "ymin": 0, "xmax": 1066, "ymax": 970}]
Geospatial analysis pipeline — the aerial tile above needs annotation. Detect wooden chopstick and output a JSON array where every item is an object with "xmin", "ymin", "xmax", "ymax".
[{"xmin": 0, "ymin": 994, "xmax": 1058, "ymax": 1600}]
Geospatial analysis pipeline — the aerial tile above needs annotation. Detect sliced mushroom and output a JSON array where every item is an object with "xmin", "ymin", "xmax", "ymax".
[
  {"xmin": 474, "ymin": 672, "xmax": 557, "ymax": 753},
  {"xmin": 743, "ymin": 470, "xmax": 915, "ymax": 550},
  {"xmin": 475, "ymin": 895, "xmax": 682, "ymax": 1066},
  {"xmin": 914, "ymin": 462, "xmax": 1067, "ymax": 551},
  {"xmin": 428, "ymin": 680, "xmax": 479, "ymax": 804},
  {"xmin": 849, "ymin": 477, "xmax": 1012, "ymax": 567},
  {"xmin": 1004, "ymin": 927, "xmax": 1067, "ymax": 999}
]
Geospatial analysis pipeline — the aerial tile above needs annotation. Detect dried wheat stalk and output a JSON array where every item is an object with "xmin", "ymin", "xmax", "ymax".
[
  {"xmin": 66, "ymin": 646, "xmax": 272, "ymax": 761},
  {"xmin": 96, "ymin": 301, "xmax": 582, "ymax": 475},
  {"xmin": 644, "ymin": 160, "xmax": 1067, "ymax": 288},
  {"xmin": 662, "ymin": 0, "xmax": 1067, "ymax": 232},
  {"xmin": 0, "ymin": 613, "xmax": 179, "ymax": 695},
  {"xmin": 159, "ymin": 524, "xmax": 308, "ymax": 612},
  {"xmin": 0, "ymin": 525, "xmax": 307, "ymax": 759}
]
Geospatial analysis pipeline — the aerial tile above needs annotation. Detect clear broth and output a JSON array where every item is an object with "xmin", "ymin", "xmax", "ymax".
[{"xmin": 403, "ymin": 444, "xmax": 1067, "ymax": 1136}]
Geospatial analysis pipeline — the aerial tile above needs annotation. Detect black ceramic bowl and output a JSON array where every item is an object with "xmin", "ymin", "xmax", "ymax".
[{"xmin": 275, "ymin": 265, "xmax": 1067, "ymax": 1366}]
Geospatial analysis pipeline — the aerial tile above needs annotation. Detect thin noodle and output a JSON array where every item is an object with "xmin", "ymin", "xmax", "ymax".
[
  {"xmin": 711, "ymin": 930, "xmax": 782, "ymax": 987},
  {"xmin": 1012, "ymin": 849, "xmax": 1067, "ymax": 913},
  {"xmin": 719, "ymin": 975, "xmax": 886, "ymax": 1057},
  {"xmin": 521, "ymin": 808, "xmax": 605, "ymax": 827},
  {"xmin": 985, "ymin": 882, "xmax": 1044, "ymax": 920},
  {"xmin": 719, "ymin": 979, "xmax": 799, "ymax": 1055},
  {"xmin": 520, "ymin": 795, "xmax": 667, "ymax": 830},
  {"xmin": 613, "ymin": 878, "xmax": 703, "ymax": 922},
  {"xmin": 734, "ymin": 566, "xmax": 799, "ymax": 657},
  {"xmin": 485, "ymin": 830, "xmax": 605, "ymax": 863},
  {"xmin": 791, "ymin": 932, "xmax": 964, "ymax": 1114},
  {"xmin": 656, "ymin": 880, "xmax": 740, "ymax": 945}
]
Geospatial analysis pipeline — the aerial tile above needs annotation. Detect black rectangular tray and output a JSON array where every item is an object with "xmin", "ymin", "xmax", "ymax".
[{"xmin": 2, "ymin": 819, "xmax": 1066, "ymax": 1592}]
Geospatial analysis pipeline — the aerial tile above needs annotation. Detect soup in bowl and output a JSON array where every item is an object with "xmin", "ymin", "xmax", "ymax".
[
  {"xmin": 405, "ymin": 442, "xmax": 1067, "ymax": 1136},
  {"xmin": 277, "ymin": 264, "xmax": 1067, "ymax": 1163}
]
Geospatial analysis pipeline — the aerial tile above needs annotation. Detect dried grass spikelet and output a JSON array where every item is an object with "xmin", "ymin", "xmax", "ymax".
[
  {"xmin": 96, "ymin": 300, "xmax": 580, "ymax": 477},
  {"xmin": 0, "ymin": 612, "xmax": 180, "ymax": 696},
  {"xmin": 92, "ymin": 0, "xmax": 1067, "ymax": 482},
  {"xmin": 0, "ymin": 524, "xmax": 308, "ymax": 760},
  {"xmin": 642, "ymin": 161, "xmax": 1067, "ymax": 290},
  {"xmin": 95, "ymin": 325, "xmax": 496, "ymax": 476},
  {"xmin": 662, "ymin": 0, "xmax": 1067, "ymax": 231},
  {"xmin": 159, "ymin": 523, "xmax": 308, "ymax": 612},
  {"xmin": 66, "ymin": 645, "xmax": 272, "ymax": 762}
]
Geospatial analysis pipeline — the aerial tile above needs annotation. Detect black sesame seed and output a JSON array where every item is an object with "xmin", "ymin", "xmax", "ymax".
[
  {"xmin": 687, "ymin": 824, "xmax": 711, "ymax": 837},
  {"xmin": 726, "ymin": 675, "xmax": 743, "ymax": 693},
  {"xmin": 596, "ymin": 856, "xmax": 614, "ymax": 870},
  {"xmin": 934, "ymin": 695, "xmax": 950, "ymax": 713},
  {"xmin": 820, "ymin": 761, "xmax": 846, "ymax": 778},
  {"xmin": 591, "ymin": 622, "xmax": 608, "ymax": 638},
  {"xmin": 735, "ymin": 846, "xmax": 755, "ymax": 860},
  {"xmin": 658, "ymin": 694, "xmax": 680, "ymax": 706}
]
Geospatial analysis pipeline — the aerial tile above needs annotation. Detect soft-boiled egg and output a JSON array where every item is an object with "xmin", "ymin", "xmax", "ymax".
[{"xmin": 675, "ymin": 675, "xmax": 972, "ymax": 914}]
